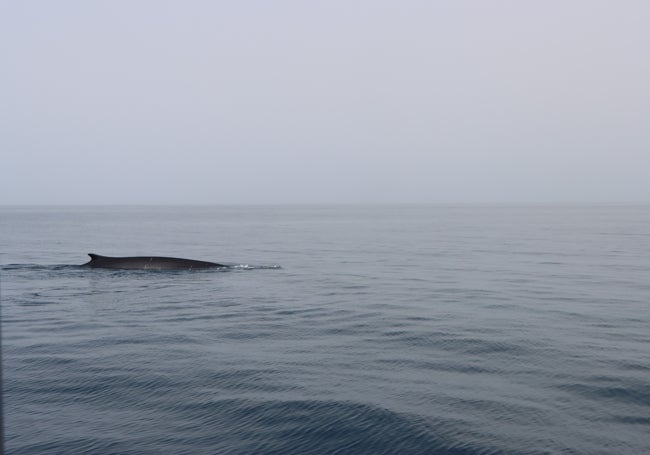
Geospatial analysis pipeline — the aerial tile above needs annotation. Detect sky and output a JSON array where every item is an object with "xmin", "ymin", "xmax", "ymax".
[{"xmin": 1, "ymin": 0, "xmax": 649, "ymax": 205}]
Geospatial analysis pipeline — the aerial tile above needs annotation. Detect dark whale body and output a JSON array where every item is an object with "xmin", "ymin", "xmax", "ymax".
[{"xmin": 83, "ymin": 253, "xmax": 226, "ymax": 270}]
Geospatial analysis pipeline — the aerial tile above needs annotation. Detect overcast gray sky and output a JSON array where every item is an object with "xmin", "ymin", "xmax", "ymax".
[{"xmin": 1, "ymin": 0, "xmax": 649, "ymax": 204}]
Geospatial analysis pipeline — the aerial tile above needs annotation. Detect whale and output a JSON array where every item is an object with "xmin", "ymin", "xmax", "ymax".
[{"xmin": 83, "ymin": 253, "xmax": 227, "ymax": 270}]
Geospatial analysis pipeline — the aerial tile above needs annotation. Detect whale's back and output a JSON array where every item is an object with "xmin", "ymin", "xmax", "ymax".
[{"xmin": 84, "ymin": 253, "xmax": 225, "ymax": 270}]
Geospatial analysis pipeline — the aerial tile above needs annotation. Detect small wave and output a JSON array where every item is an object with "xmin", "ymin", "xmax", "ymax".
[
  {"xmin": 230, "ymin": 264, "xmax": 282, "ymax": 270},
  {"xmin": 558, "ymin": 382, "xmax": 650, "ymax": 406},
  {"xmin": 1, "ymin": 263, "xmax": 78, "ymax": 271},
  {"xmin": 172, "ymin": 399, "xmax": 481, "ymax": 454}
]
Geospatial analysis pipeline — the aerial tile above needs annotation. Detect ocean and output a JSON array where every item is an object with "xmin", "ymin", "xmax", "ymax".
[{"xmin": 1, "ymin": 205, "xmax": 649, "ymax": 454}]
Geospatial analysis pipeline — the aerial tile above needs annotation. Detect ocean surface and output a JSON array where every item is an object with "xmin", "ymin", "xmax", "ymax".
[{"xmin": 1, "ymin": 205, "xmax": 649, "ymax": 454}]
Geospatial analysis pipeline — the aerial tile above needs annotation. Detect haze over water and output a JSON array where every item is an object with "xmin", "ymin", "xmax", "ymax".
[
  {"xmin": 2, "ymin": 1, "xmax": 650, "ymax": 205},
  {"xmin": 2, "ymin": 205, "xmax": 649, "ymax": 454}
]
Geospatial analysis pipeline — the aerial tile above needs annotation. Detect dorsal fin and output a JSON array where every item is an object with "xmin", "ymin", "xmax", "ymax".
[{"xmin": 88, "ymin": 253, "xmax": 106, "ymax": 260}]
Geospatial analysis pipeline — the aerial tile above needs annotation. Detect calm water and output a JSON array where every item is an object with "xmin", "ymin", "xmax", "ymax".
[{"xmin": 1, "ymin": 205, "xmax": 649, "ymax": 454}]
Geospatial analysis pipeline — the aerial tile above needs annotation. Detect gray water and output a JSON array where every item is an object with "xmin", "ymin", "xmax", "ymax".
[{"xmin": 2, "ymin": 205, "xmax": 649, "ymax": 454}]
